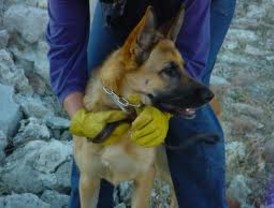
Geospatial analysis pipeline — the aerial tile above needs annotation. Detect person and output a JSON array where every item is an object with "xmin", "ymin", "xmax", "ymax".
[{"xmin": 46, "ymin": 0, "xmax": 236, "ymax": 207}]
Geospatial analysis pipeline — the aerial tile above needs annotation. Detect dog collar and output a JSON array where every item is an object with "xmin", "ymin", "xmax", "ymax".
[{"xmin": 102, "ymin": 86, "xmax": 142, "ymax": 113}]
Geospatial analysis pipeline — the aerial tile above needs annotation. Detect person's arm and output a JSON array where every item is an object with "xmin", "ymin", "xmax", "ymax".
[
  {"xmin": 46, "ymin": 0, "xmax": 89, "ymax": 117},
  {"xmin": 63, "ymin": 92, "xmax": 84, "ymax": 118},
  {"xmin": 176, "ymin": 0, "xmax": 210, "ymax": 79}
]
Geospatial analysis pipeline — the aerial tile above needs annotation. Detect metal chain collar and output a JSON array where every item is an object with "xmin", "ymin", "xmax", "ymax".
[{"xmin": 102, "ymin": 86, "xmax": 141, "ymax": 113}]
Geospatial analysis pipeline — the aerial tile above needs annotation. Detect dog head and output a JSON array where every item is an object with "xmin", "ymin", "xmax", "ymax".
[{"xmin": 100, "ymin": 5, "xmax": 214, "ymax": 115}]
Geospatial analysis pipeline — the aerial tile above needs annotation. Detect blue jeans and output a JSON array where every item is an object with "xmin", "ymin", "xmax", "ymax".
[{"xmin": 70, "ymin": 0, "xmax": 236, "ymax": 207}]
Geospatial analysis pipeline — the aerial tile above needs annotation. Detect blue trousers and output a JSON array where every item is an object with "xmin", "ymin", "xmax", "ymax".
[{"xmin": 70, "ymin": 0, "xmax": 236, "ymax": 207}]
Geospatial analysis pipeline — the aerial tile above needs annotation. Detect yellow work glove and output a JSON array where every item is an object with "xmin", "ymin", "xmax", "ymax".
[
  {"xmin": 99, "ymin": 122, "xmax": 130, "ymax": 146},
  {"xmin": 70, "ymin": 108, "xmax": 130, "ymax": 145},
  {"xmin": 130, "ymin": 106, "xmax": 172, "ymax": 147}
]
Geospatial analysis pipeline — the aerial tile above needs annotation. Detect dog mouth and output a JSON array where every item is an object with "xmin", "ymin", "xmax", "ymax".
[
  {"xmin": 155, "ymin": 102, "xmax": 197, "ymax": 119},
  {"xmin": 148, "ymin": 93, "xmax": 200, "ymax": 118},
  {"xmin": 148, "ymin": 87, "xmax": 214, "ymax": 118}
]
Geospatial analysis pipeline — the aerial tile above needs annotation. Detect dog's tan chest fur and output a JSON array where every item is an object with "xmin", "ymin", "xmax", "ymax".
[{"xmin": 74, "ymin": 136, "xmax": 156, "ymax": 185}]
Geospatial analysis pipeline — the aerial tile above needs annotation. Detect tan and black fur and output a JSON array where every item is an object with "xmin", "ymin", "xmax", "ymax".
[{"xmin": 73, "ymin": 6, "xmax": 214, "ymax": 208}]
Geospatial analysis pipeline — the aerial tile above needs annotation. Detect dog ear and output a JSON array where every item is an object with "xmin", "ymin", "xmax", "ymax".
[
  {"xmin": 123, "ymin": 6, "xmax": 158, "ymax": 64},
  {"xmin": 161, "ymin": 4, "xmax": 185, "ymax": 42}
]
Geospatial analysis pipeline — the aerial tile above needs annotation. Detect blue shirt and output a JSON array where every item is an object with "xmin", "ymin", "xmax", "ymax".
[{"xmin": 46, "ymin": 0, "xmax": 210, "ymax": 103}]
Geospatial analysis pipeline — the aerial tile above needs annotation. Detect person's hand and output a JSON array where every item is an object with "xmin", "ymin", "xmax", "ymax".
[
  {"xmin": 130, "ymin": 106, "xmax": 172, "ymax": 147},
  {"xmin": 70, "ymin": 108, "xmax": 130, "ymax": 145}
]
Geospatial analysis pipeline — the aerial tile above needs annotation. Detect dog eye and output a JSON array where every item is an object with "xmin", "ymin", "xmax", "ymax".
[{"xmin": 160, "ymin": 62, "xmax": 181, "ymax": 78}]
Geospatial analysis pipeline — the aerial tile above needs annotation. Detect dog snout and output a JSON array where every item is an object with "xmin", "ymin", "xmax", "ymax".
[{"xmin": 194, "ymin": 85, "xmax": 214, "ymax": 103}]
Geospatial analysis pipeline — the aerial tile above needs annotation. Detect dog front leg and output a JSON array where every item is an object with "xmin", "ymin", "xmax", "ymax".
[
  {"xmin": 79, "ymin": 174, "xmax": 100, "ymax": 208},
  {"xmin": 132, "ymin": 166, "xmax": 156, "ymax": 208}
]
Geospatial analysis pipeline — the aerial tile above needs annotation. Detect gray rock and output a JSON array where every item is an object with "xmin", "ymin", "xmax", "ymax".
[
  {"xmin": 115, "ymin": 204, "xmax": 127, "ymax": 208},
  {"xmin": 42, "ymin": 95, "xmax": 65, "ymax": 117},
  {"xmin": 266, "ymin": 4, "xmax": 274, "ymax": 24},
  {"xmin": 0, "ymin": 84, "xmax": 22, "ymax": 137},
  {"xmin": 51, "ymin": 129, "xmax": 61, "ymax": 141},
  {"xmin": 222, "ymin": 39, "xmax": 239, "ymax": 50},
  {"xmin": 218, "ymin": 51, "xmax": 253, "ymax": 65},
  {"xmin": 4, "ymin": 5, "xmax": 48, "ymax": 43},
  {"xmin": 1, "ymin": 141, "xmax": 47, "ymax": 193},
  {"xmin": 17, "ymin": 96, "xmax": 53, "ymax": 119},
  {"xmin": 27, "ymin": 72, "xmax": 48, "ymax": 95},
  {"xmin": 246, "ymin": 4, "xmax": 267, "ymax": 19},
  {"xmin": 33, "ymin": 140, "xmax": 72, "ymax": 174},
  {"xmin": 0, "ymin": 49, "xmax": 16, "ymax": 79},
  {"xmin": 45, "ymin": 116, "xmax": 70, "ymax": 130},
  {"xmin": 227, "ymin": 29, "xmax": 259, "ymax": 43},
  {"xmin": 266, "ymin": 56, "xmax": 274, "ymax": 61},
  {"xmin": 247, "ymin": 80, "xmax": 274, "ymax": 103},
  {"xmin": 231, "ymin": 103, "xmax": 264, "ymax": 120},
  {"xmin": 226, "ymin": 141, "xmax": 246, "ymax": 170},
  {"xmin": 263, "ymin": 38, "xmax": 273, "ymax": 53},
  {"xmin": 13, "ymin": 118, "xmax": 51, "ymax": 146},
  {"xmin": 0, "ymin": 140, "xmax": 72, "ymax": 193},
  {"xmin": 40, "ymin": 190, "xmax": 69, "ymax": 208},
  {"xmin": 60, "ymin": 130, "xmax": 72, "ymax": 141},
  {"xmin": 115, "ymin": 181, "xmax": 133, "ymax": 206},
  {"xmin": 9, "ymin": 39, "xmax": 50, "ymax": 82},
  {"xmin": 0, "ymin": 131, "xmax": 7, "ymax": 163},
  {"xmin": 5, "ymin": 0, "xmax": 48, "ymax": 8},
  {"xmin": 114, "ymin": 178, "xmax": 172, "ymax": 208},
  {"xmin": 221, "ymin": 121, "xmax": 233, "ymax": 141},
  {"xmin": 0, "ymin": 193, "xmax": 50, "ymax": 208},
  {"xmin": 262, "ymin": 139, "xmax": 274, "ymax": 166},
  {"xmin": 55, "ymin": 160, "xmax": 72, "ymax": 191},
  {"xmin": 0, "ymin": 49, "xmax": 32, "ymax": 94},
  {"xmin": 0, "ymin": 30, "xmax": 9, "ymax": 48},
  {"xmin": 245, "ymin": 44, "xmax": 266, "ymax": 56},
  {"xmin": 34, "ymin": 40, "xmax": 50, "ymax": 80},
  {"xmin": 210, "ymin": 75, "xmax": 230, "ymax": 86},
  {"xmin": 227, "ymin": 175, "xmax": 252, "ymax": 208},
  {"xmin": 231, "ymin": 115, "xmax": 264, "ymax": 135}
]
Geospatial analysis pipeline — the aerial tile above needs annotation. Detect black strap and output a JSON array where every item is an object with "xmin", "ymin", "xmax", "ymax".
[
  {"xmin": 164, "ymin": 133, "xmax": 220, "ymax": 151},
  {"xmin": 87, "ymin": 109, "xmax": 136, "ymax": 144},
  {"xmin": 88, "ymin": 119, "xmax": 126, "ymax": 143}
]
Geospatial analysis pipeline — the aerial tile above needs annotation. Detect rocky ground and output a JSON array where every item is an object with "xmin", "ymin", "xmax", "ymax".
[{"xmin": 0, "ymin": 0, "xmax": 274, "ymax": 208}]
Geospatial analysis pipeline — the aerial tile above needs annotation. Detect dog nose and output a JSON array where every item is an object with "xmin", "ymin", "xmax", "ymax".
[{"xmin": 196, "ymin": 86, "xmax": 214, "ymax": 103}]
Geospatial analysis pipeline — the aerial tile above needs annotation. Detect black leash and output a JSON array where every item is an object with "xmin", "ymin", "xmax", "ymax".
[
  {"xmin": 89, "ymin": 119, "xmax": 127, "ymax": 143},
  {"xmin": 87, "ymin": 108, "xmax": 137, "ymax": 144},
  {"xmin": 87, "ymin": 105, "xmax": 220, "ymax": 149},
  {"xmin": 89, "ymin": 121, "xmax": 220, "ymax": 149},
  {"xmin": 164, "ymin": 132, "xmax": 220, "ymax": 151}
]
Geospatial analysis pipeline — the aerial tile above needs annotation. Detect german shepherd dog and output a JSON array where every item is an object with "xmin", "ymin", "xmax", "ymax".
[{"xmin": 73, "ymin": 5, "xmax": 214, "ymax": 208}]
